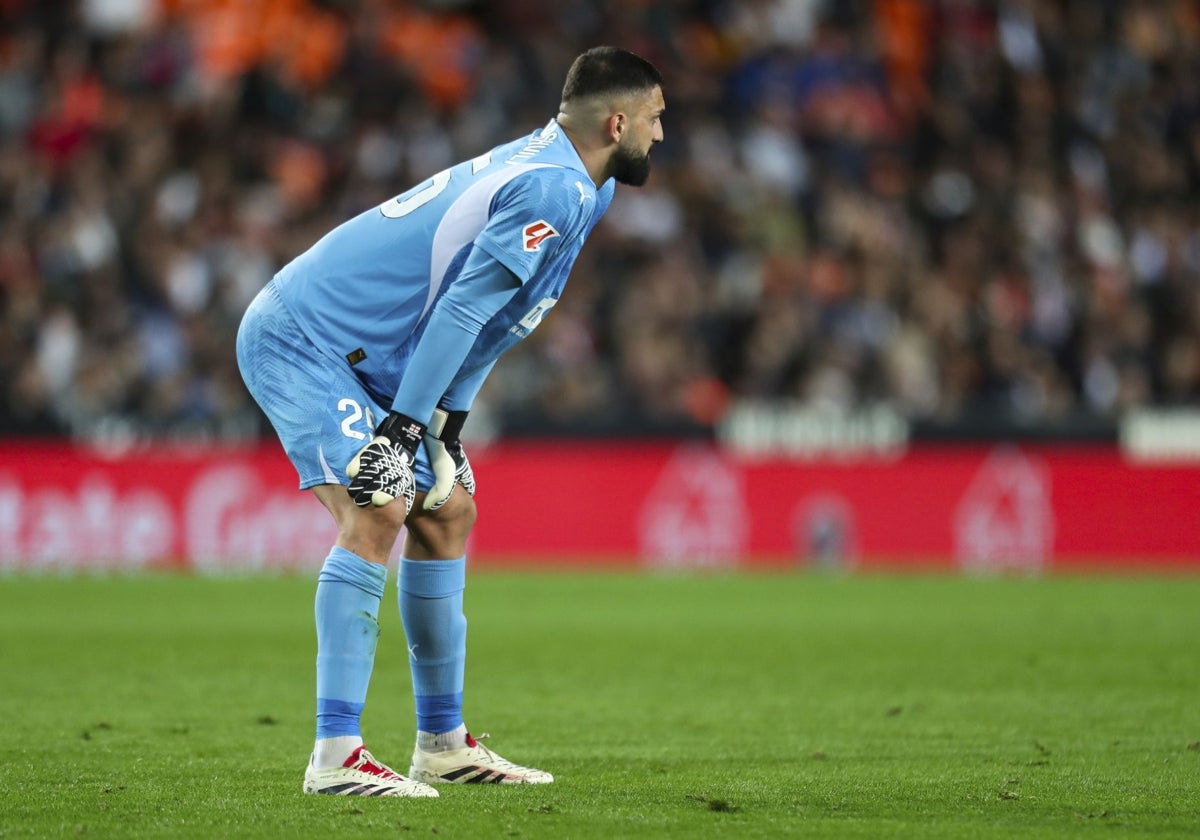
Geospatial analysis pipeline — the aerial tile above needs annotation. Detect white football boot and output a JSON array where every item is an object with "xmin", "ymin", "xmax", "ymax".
[
  {"xmin": 409, "ymin": 733, "xmax": 553, "ymax": 785},
  {"xmin": 304, "ymin": 745, "xmax": 439, "ymax": 797}
]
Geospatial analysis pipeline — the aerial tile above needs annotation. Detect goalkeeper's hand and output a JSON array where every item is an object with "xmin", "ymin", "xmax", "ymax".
[
  {"xmin": 422, "ymin": 407, "xmax": 476, "ymax": 512},
  {"xmin": 346, "ymin": 412, "xmax": 427, "ymax": 513}
]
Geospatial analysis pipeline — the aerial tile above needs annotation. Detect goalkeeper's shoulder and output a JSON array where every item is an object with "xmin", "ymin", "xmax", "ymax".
[{"xmin": 500, "ymin": 166, "xmax": 598, "ymax": 234}]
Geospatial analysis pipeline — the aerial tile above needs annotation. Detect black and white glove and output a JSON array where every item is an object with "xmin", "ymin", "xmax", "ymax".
[
  {"xmin": 422, "ymin": 407, "xmax": 476, "ymax": 511},
  {"xmin": 346, "ymin": 411, "xmax": 427, "ymax": 513}
]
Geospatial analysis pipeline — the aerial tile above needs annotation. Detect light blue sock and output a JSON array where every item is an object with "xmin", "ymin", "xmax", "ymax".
[
  {"xmin": 399, "ymin": 557, "xmax": 467, "ymax": 734},
  {"xmin": 314, "ymin": 546, "xmax": 387, "ymax": 739}
]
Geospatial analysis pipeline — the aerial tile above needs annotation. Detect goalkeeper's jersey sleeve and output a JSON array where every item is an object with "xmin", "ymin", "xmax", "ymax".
[{"xmin": 271, "ymin": 119, "xmax": 613, "ymax": 409}]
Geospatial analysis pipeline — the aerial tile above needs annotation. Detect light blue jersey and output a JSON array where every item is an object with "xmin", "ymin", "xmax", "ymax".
[
  {"xmin": 238, "ymin": 119, "xmax": 613, "ymax": 489},
  {"xmin": 275, "ymin": 119, "xmax": 614, "ymax": 410}
]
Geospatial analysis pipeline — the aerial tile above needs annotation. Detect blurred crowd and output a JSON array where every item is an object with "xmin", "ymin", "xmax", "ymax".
[{"xmin": 1, "ymin": 0, "xmax": 1198, "ymax": 443}]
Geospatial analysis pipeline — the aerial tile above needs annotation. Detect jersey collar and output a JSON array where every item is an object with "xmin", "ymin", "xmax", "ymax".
[{"xmin": 542, "ymin": 118, "xmax": 593, "ymax": 181}]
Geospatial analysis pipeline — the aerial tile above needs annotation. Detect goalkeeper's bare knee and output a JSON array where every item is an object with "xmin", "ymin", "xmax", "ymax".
[
  {"xmin": 404, "ymin": 488, "xmax": 477, "ymax": 559},
  {"xmin": 312, "ymin": 482, "xmax": 408, "ymax": 565}
]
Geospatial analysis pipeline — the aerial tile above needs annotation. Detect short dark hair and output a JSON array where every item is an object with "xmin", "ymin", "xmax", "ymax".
[{"xmin": 561, "ymin": 46, "xmax": 663, "ymax": 103}]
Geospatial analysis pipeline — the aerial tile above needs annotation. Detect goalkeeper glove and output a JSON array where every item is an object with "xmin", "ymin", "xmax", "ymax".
[
  {"xmin": 422, "ymin": 407, "xmax": 476, "ymax": 511},
  {"xmin": 346, "ymin": 411, "xmax": 426, "ymax": 513}
]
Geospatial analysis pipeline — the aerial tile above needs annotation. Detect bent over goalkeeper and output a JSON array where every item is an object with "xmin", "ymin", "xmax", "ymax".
[{"xmin": 236, "ymin": 47, "xmax": 665, "ymax": 798}]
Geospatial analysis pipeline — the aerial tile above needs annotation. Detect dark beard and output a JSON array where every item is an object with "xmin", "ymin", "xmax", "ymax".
[{"xmin": 611, "ymin": 142, "xmax": 651, "ymax": 186}]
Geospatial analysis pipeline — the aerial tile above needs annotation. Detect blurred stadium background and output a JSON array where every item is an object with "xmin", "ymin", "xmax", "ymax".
[{"xmin": 1, "ymin": 0, "xmax": 1198, "ymax": 572}]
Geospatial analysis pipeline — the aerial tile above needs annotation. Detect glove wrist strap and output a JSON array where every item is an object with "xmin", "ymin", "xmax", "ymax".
[
  {"xmin": 377, "ymin": 411, "xmax": 426, "ymax": 455},
  {"xmin": 429, "ymin": 406, "xmax": 469, "ymax": 442}
]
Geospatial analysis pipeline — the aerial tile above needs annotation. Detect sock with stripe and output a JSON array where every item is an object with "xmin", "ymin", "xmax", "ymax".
[
  {"xmin": 312, "ymin": 546, "xmax": 387, "ymax": 769},
  {"xmin": 399, "ymin": 557, "xmax": 467, "ymax": 747}
]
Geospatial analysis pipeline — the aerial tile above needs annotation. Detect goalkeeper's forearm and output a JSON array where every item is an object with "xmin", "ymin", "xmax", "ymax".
[{"xmin": 389, "ymin": 254, "xmax": 518, "ymax": 424}]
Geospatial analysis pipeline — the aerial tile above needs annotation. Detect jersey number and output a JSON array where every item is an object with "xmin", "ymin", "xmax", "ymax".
[
  {"xmin": 379, "ymin": 152, "xmax": 492, "ymax": 219},
  {"xmin": 338, "ymin": 399, "xmax": 376, "ymax": 441}
]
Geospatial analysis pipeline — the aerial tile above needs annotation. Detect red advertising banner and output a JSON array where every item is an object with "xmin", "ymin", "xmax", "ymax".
[{"xmin": 0, "ymin": 440, "xmax": 1196, "ymax": 572}]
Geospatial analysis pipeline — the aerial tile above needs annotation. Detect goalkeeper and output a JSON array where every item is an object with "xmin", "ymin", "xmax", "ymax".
[{"xmin": 236, "ymin": 47, "xmax": 664, "ymax": 798}]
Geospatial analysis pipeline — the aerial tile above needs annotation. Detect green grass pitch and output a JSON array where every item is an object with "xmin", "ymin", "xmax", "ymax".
[{"xmin": 1, "ymin": 570, "xmax": 1197, "ymax": 838}]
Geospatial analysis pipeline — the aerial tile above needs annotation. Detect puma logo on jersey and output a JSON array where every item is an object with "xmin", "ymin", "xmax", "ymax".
[
  {"xmin": 522, "ymin": 220, "xmax": 559, "ymax": 252},
  {"xmin": 575, "ymin": 181, "xmax": 590, "ymax": 205}
]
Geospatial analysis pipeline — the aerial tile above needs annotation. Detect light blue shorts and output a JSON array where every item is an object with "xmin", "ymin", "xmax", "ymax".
[{"xmin": 236, "ymin": 280, "xmax": 436, "ymax": 492}]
